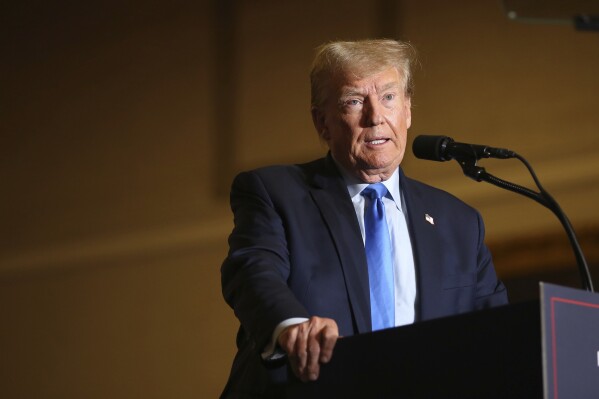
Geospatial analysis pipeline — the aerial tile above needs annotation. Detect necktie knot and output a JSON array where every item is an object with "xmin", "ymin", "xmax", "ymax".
[{"xmin": 361, "ymin": 183, "xmax": 388, "ymax": 201}]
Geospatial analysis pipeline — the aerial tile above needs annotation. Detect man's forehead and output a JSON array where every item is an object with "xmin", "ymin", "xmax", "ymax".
[{"xmin": 336, "ymin": 68, "xmax": 402, "ymax": 94}]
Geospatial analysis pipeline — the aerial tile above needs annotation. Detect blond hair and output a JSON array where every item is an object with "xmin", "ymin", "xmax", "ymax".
[{"xmin": 310, "ymin": 39, "xmax": 416, "ymax": 108}]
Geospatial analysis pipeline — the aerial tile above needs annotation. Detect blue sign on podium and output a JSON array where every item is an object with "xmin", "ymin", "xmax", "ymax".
[{"xmin": 541, "ymin": 283, "xmax": 599, "ymax": 399}]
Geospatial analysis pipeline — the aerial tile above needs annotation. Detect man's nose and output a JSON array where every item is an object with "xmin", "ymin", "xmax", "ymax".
[{"xmin": 365, "ymin": 99, "xmax": 385, "ymax": 126}]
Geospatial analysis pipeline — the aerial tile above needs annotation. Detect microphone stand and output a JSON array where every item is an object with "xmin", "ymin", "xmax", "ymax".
[{"xmin": 456, "ymin": 155, "xmax": 595, "ymax": 293}]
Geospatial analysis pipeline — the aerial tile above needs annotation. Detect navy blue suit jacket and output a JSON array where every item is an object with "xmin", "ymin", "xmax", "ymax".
[{"xmin": 220, "ymin": 155, "xmax": 508, "ymax": 398}]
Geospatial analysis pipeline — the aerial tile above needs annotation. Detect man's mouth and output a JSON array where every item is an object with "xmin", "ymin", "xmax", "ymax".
[{"xmin": 366, "ymin": 138, "xmax": 389, "ymax": 145}]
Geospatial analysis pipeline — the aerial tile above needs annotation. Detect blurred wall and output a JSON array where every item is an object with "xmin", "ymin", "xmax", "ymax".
[{"xmin": 1, "ymin": 0, "xmax": 598, "ymax": 397}]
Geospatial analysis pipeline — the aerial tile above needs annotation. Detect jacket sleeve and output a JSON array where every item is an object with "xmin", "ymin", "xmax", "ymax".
[{"xmin": 221, "ymin": 170, "xmax": 310, "ymax": 352}]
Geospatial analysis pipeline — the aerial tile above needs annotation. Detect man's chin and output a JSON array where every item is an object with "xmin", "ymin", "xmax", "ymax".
[
  {"xmin": 362, "ymin": 156, "xmax": 402, "ymax": 173},
  {"xmin": 354, "ymin": 164, "xmax": 400, "ymax": 183}
]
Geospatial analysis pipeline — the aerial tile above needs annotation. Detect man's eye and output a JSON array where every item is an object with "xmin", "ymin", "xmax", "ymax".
[
  {"xmin": 383, "ymin": 93, "xmax": 395, "ymax": 101},
  {"xmin": 345, "ymin": 99, "xmax": 361, "ymax": 106}
]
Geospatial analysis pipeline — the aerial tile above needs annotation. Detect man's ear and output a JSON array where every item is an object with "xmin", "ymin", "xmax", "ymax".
[
  {"xmin": 311, "ymin": 106, "xmax": 329, "ymax": 140},
  {"xmin": 404, "ymin": 96, "xmax": 412, "ymax": 129}
]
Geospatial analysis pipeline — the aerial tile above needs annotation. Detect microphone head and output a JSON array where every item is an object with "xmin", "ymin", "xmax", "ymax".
[{"xmin": 412, "ymin": 135, "xmax": 453, "ymax": 162}]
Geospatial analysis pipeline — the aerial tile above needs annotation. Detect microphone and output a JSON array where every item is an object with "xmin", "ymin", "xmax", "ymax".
[{"xmin": 412, "ymin": 135, "xmax": 516, "ymax": 162}]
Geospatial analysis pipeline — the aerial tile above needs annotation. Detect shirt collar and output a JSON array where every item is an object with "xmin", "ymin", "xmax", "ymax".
[{"xmin": 334, "ymin": 160, "xmax": 403, "ymax": 213}]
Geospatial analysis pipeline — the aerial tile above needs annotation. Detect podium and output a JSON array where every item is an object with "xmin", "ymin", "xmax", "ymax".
[{"xmin": 287, "ymin": 284, "xmax": 599, "ymax": 399}]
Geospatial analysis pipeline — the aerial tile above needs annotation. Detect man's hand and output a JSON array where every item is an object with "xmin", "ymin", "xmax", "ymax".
[{"xmin": 277, "ymin": 316, "xmax": 339, "ymax": 382}]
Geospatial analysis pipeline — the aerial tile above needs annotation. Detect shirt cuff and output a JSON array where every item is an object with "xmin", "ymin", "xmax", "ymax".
[{"xmin": 261, "ymin": 317, "xmax": 309, "ymax": 361}]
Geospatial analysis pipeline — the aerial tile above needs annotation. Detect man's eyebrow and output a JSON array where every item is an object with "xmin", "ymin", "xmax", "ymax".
[
  {"xmin": 340, "ymin": 87, "xmax": 367, "ymax": 97},
  {"xmin": 340, "ymin": 81, "xmax": 401, "ymax": 97},
  {"xmin": 378, "ymin": 81, "xmax": 401, "ymax": 91}
]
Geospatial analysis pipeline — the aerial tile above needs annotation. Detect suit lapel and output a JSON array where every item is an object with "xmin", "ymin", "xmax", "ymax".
[
  {"xmin": 307, "ymin": 156, "xmax": 372, "ymax": 334},
  {"xmin": 399, "ymin": 170, "xmax": 443, "ymax": 321}
]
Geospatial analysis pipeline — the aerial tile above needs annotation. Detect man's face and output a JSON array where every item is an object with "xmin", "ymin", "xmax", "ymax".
[{"xmin": 312, "ymin": 67, "xmax": 411, "ymax": 183}]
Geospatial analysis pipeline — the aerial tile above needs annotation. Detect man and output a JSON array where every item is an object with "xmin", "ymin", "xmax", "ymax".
[{"xmin": 220, "ymin": 39, "xmax": 508, "ymax": 398}]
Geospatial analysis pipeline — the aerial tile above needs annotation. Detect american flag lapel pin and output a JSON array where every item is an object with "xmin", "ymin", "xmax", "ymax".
[{"xmin": 425, "ymin": 213, "xmax": 434, "ymax": 225}]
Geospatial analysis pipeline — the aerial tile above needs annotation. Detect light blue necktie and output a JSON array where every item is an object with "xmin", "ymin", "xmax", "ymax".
[{"xmin": 362, "ymin": 183, "xmax": 395, "ymax": 331}]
